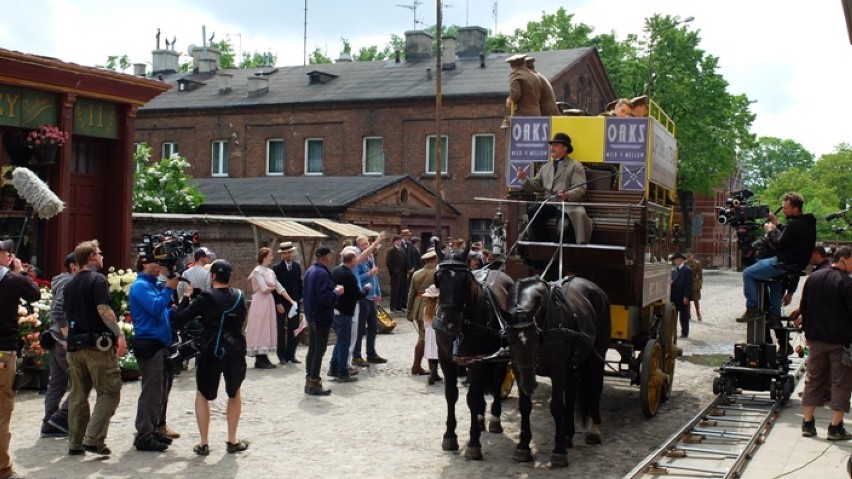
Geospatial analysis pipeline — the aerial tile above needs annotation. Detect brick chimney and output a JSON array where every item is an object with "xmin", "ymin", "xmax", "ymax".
[
  {"xmin": 218, "ymin": 72, "xmax": 233, "ymax": 94},
  {"xmin": 457, "ymin": 26, "xmax": 487, "ymax": 58},
  {"xmin": 191, "ymin": 46, "xmax": 220, "ymax": 73},
  {"xmin": 132, "ymin": 63, "xmax": 146, "ymax": 77},
  {"xmin": 405, "ymin": 30, "xmax": 434, "ymax": 62},
  {"xmin": 151, "ymin": 49, "xmax": 180, "ymax": 75}
]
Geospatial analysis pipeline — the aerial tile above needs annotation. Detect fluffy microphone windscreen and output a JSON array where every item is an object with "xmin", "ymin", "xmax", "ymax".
[{"xmin": 11, "ymin": 167, "xmax": 64, "ymax": 219}]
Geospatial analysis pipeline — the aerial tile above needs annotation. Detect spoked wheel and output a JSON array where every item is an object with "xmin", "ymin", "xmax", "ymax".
[
  {"xmin": 640, "ymin": 339, "xmax": 664, "ymax": 418},
  {"xmin": 659, "ymin": 303, "xmax": 678, "ymax": 402}
]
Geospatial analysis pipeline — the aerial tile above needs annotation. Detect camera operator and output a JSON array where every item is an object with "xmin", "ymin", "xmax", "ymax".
[
  {"xmin": 172, "ymin": 260, "xmax": 250, "ymax": 455},
  {"xmin": 737, "ymin": 192, "xmax": 816, "ymax": 323},
  {"xmin": 129, "ymin": 254, "xmax": 180, "ymax": 452}
]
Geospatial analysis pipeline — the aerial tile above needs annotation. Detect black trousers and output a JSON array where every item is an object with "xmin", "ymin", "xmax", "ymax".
[
  {"xmin": 528, "ymin": 204, "xmax": 575, "ymax": 244},
  {"xmin": 276, "ymin": 308, "xmax": 301, "ymax": 362},
  {"xmin": 305, "ymin": 322, "xmax": 330, "ymax": 380}
]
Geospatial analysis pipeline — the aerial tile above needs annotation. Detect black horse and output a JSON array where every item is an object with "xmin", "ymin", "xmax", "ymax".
[
  {"xmin": 433, "ymin": 259, "xmax": 513, "ymax": 460},
  {"xmin": 504, "ymin": 275, "xmax": 610, "ymax": 468}
]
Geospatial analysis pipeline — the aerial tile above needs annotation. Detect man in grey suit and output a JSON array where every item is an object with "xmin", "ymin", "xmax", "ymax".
[{"xmin": 516, "ymin": 132, "xmax": 592, "ymax": 244}]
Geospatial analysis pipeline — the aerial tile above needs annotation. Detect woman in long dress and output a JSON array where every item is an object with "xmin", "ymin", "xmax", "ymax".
[
  {"xmin": 422, "ymin": 284, "xmax": 442, "ymax": 385},
  {"xmin": 246, "ymin": 247, "xmax": 296, "ymax": 368}
]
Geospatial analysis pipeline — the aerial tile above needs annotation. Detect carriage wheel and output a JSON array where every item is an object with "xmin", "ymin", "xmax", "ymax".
[
  {"xmin": 640, "ymin": 340, "xmax": 664, "ymax": 418},
  {"xmin": 659, "ymin": 303, "xmax": 678, "ymax": 402}
]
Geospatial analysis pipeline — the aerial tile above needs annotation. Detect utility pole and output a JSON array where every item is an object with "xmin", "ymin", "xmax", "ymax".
[
  {"xmin": 303, "ymin": 0, "xmax": 308, "ymax": 65},
  {"xmin": 434, "ymin": 0, "xmax": 443, "ymax": 239}
]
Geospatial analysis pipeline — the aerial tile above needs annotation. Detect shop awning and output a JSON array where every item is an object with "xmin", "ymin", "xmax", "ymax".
[
  {"xmin": 247, "ymin": 218, "xmax": 328, "ymax": 239},
  {"xmin": 295, "ymin": 218, "xmax": 379, "ymax": 238}
]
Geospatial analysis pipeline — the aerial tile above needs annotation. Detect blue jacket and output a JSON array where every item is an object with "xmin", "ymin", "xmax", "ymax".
[
  {"xmin": 355, "ymin": 251, "xmax": 382, "ymax": 300},
  {"xmin": 303, "ymin": 261, "xmax": 339, "ymax": 327},
  {"xmin": 129, "ymin": 272, "xmax": 175, "ymax": 347}
]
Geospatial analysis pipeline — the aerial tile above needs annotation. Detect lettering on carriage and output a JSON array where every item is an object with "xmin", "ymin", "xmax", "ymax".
[
  {"xmin": 605, "ymin": 122, "xmax": 646, "ymax": 144},
  {"xmin": 511, "ymin": 122, "xmax": 549, "ymax": 142}
]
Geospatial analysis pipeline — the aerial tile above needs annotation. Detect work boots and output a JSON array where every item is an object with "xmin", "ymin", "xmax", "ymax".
[
  {"xmin": 828, "ymin": 422, "xmax": 852, "ymax": 441},
  {"xmin": 305, "ymin": 378, "xmax": 332, "ymax": 396}
]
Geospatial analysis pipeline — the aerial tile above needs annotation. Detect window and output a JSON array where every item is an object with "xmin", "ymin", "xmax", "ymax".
[
  {"xmin": 469, "ymin": 219, "xmax": 493, "ymax": 249},
  {"xmin": 305, "ymin": 138, "xmax": 323, "ymax": 175},
  {"xmin": 363, "ymin": 137, "xmax": 384, "ymax": 174},
  {"xmin": 162, "ymin": 142, "xmax": 179, "ymax": 160},
  {"xmin": 426, "ymin": 135, "xmax": 448, "ymax": 174},
  {"xmin": 471, "ymin": 134, "xmax": 494, "ymax": 173},
  {"xmin": 267, "ymin": 139, "xmax": 284, "ymax": 175},
  {"xmin": 212, "ymin": 140, "xmax": 228, "ymax": 177}
]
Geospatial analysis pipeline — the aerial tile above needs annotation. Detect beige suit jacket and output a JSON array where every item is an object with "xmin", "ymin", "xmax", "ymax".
[{"xmin": 521, "ymin": 157, "xmax": 587, "ymax": 201}]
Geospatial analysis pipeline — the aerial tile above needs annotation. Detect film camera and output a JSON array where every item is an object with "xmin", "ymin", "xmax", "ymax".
[
  {"xmin": 716, "ymin": 190, "xmax": 770, "ymax": 226},
  {"xmin": 137, "ymin": 230, "xmax": 201, "ymax": 276},
  {"xmin": 717, "ymin": 190, "xmax": 773, "ymax": 264}
]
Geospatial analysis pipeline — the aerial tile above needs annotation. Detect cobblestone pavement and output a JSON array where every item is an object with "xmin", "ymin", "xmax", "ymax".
[{"xmin": 8, "ymin": 269, "xmax": 783, "ymax": 478}]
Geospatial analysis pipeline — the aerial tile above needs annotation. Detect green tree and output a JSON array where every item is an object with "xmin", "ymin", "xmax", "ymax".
[
  {"xmin": 308, "ymin": 48, "xmax": 332, "ymax": 65},
  {"xmin": 97, "ymin": 55, "xmax": 131, "ymax": 72},
  {"xmin": 811, "ymin": 143, "xmax": 852, "ymax": 210},
  {"xmin": 759, "ymin": 167, "xmax": 837, "ymax": 239},
  {"xmin": 132, "ymin": 143, "xmax": 205, "ymax": 214},
  {"xmin": 739, "ymin": 137, "xmax": 815, "ymax": 191},
  {"xmin": 212, "ymin": 39, "xmax": 237, "ymax": 68},
  {"xmin": 382, "ymin": 34, "xmax": 406, "ymax": 60},
  {"xmin": 240, "ymin": 51, "xmax": 277, "ymax": 68}
]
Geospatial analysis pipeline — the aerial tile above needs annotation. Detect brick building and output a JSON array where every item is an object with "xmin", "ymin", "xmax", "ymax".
[{"xmin": 135, "ymin": 27, "xmax": 616, "ymax": 244}]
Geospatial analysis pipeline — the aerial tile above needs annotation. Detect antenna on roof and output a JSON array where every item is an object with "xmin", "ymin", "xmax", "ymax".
[
  {"xmin": 304, "ymin": 193, "xmax": 325, "ymax": 219},
  {"xmin": 396, "ymin": 0, "xmax": 423, "ymax": 30},
  {"xmin": 224, "ymin": 184, "xmax": 246, "ymax": 217}
]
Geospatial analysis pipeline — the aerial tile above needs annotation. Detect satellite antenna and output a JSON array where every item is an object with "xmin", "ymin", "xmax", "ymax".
[{"xmin": 187, "ymin": 44, "xmax": 198, "ymax": 56}]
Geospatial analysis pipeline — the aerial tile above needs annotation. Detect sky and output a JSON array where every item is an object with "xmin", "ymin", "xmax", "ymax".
[{"xmin": 2, "ymin": 0, "xmax": 850, "ymax": 158}]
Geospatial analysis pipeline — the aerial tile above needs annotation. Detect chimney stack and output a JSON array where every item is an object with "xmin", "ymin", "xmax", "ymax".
[
  {"xmin": 441, "ymin": 36, "xmax": 457, "ymax": 70},
  {"xmin": 404, "ymin": 30, "xmax": 434, "ymax": 62},
  {"xmin": 457, "ymin": 26, "xmax": 487, "ymax": 58},
  {"xmin": 132, "ymin": 63, "xmax": 147, "ymax": 77},
  {"xmin": 218, "ymin": 72, "xmax": 233, "ymax": 94},
  {"xmin": 151, "ymin": 49, "xmax": 180, "ymax": 75},
  {"xmin": 247, "ymin": 76, "xmax": 269, "ymax": 97},
  {"xmin": 192, "ymin": 46, "xmax": 221, "ymax": 73}
]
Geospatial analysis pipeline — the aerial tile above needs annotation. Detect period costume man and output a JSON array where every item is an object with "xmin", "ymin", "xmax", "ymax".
[
  {"xmin": 505, "ymin": 53, "xmax": 542, "ymax": 116},
  {"xmin": 273, "ymin": 242, "xmax": 303, "ymax": 365},
  {"xmin": 0, "ymin": 239, "xmax": 40, "ymax": 478},
  {"xmin": 670, "ymin": 252, "xmax": 693, "ymax": 338},
  {"xmin": 386, "ymin": 235, "xmax": 408, "ymax": 312},
  {"xmin": 525, "ymin": 57, "xmax": 560, "ymax": 116},
  {"xmin": 406, "ymin": 250, "xmax": 438, "ymax": 376},
  {"xmin": 516, "ymin": 132, "xmax": 593, "ymax": 244}
]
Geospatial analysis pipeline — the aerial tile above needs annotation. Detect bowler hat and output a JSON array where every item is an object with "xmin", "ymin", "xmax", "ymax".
[
  {"xmin": 548, "ymin": 132, "xmax": 574, "ymax": 153},
  {"xmin": 315, "ymin": 246, "xmax": 333, "ymax": 257},
  {"xmin": 278, "ymin": 241, "xmax": 295, "ymax": 253}
]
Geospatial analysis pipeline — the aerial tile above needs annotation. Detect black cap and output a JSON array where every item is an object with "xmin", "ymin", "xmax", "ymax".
[
  {"xmin": 315, "ymin": 246, "xmax": 333, "ymax": 257},
  {"xmin": 671, "ymin": 252, "xmax": 686, "ymax": 261},
  {"xmin": 64, "ymin": 252, "xmax": 76, "ymax": 268},
  {"xmin": 0, "ymin": 239, "xmax": 13, "ymax": 253},
  {"xmin": 209, "ymin": 260, "xmax": 232, "ymax": 276}
]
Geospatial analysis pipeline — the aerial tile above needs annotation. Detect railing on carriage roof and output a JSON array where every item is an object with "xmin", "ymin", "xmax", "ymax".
[{"xmin": 648, "ymin": 98, "xmax": 676, "ymax": 137}]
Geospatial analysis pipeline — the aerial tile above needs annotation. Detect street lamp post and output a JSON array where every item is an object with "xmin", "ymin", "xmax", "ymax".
[{"xmin": 645, "ymin": 15, "xmax": 694, "ymax": 98}]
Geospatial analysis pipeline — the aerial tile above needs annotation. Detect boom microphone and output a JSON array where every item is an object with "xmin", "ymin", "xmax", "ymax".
[
  {"xmin": 11, "ymin": 167, "xmax": 64, "ymax": 219},
  {"xmin": 825, "ymin": 209, "xmax": 849, "ymax": 222}
]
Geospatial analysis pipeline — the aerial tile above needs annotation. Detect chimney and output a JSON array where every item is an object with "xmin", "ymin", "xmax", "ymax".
[
  {"xmin": 457, "ymin": 26, "xmax": 487, "ymax": 58},
  {"xmin": 192, "ymin": 46, "xmax": 221, "ymax": 73},
  {"xmin": 479, "ymin": 52, "xmax": 485, "ymax": 68},
  {"xmin": 247, "ymin": 76, "xmax": 269, "ymax": 97},
  {"xmin": 395, "ymin": 50, "xmax": 400, "ymax": 63},
  {"xmin": 336, "ymin": 52, "xmax": 353, "ymax": 62},
  {"xmin": 426, "ymin": 67, "xmax": 432, "ymax": 80},
  {"xmin": 151, "ymin": 49, "xmax": 180, "ymax": 75},
  {"xmin": 132, "ymin": 63, "xmax": 146, "ymax": 77},
  {"xmin": 441, "ymin": 36, "xmax": 457, "ymax": 70},
  {"xmin": 405, "ymin": 30, "xmax": 434, "ymax": 62},
  {"xmin": 218, "ymin": 72, "xmax": 233, "ymax": 94}
]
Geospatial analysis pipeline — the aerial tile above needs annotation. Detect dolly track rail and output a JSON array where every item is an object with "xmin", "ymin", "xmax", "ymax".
[{"xmin": 624, "ymin": 357, "xmax": 807, "ymax": 479}]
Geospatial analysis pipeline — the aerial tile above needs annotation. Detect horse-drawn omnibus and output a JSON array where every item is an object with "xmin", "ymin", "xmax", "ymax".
[{"xmin": 483, "ymin": 102, "xmax": 680, "ymax": 418}]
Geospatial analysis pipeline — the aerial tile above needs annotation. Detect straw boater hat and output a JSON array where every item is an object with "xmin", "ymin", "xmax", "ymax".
[
  {"xmin": 401, "ymin": 229, "xmax": 411, "ymax": 236},
  {"xmin": 278, "ymin": 241, "xmax": 295, "ymax": 253},
  {"xmin": 422, "ymin": 284, "xmax": 440, "ymax": 298}
]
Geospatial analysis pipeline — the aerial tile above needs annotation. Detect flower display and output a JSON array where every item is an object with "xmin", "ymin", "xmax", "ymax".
[
  {"xmin": 118, "ymin": 319, "xmax": 134, "ymax": 346},
  {"xmin": 26, "ymin": 124, "xmax": 68, "ymax": 149},
  {"xmin": 107, "ymin": 267, "xmax": 137, "ymax": 318},
  {"xmin": 18, "ymin": 305, "xmax": 48, "ymax": 369}
]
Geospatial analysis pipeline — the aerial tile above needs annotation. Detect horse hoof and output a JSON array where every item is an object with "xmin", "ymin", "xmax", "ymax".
[
  {"xmin": 551, "ymin": 453, "xmax": 569, "ymax": 468},
  {"xmin": 512, "ymin": 448, "xmax": 532, "ymax": 463},
  {"xmin": 464, "ymin": 446, "xmax": 483, "ymax": 460},
  {"xmin": 478, "ymin": 417, "xmax": 486, "ymax": 432},
  {"xmin": 442, "ymin": 437, "xmax": 459, "ymax": 451},
  {"xmin": 585, "ymin": 432, "xmax": 601, "ymax": 445},
  {"xmin": 488, "ymin": 419, "xmax": 503, "ymax": 433}
]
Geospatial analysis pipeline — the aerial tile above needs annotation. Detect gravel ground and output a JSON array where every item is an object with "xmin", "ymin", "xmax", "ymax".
[{"xmin": 7, "ymin": 269, "xmax": 795, "ymax": 479}]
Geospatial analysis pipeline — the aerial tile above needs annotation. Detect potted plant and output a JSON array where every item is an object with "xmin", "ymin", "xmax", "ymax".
[
  {"xmin": 26, "ymin": 124, "xmax": 68, "ymax": 166},
  {"xmin": 119, "ymin": 353, "xmax": 140, "ymax": 381}
]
